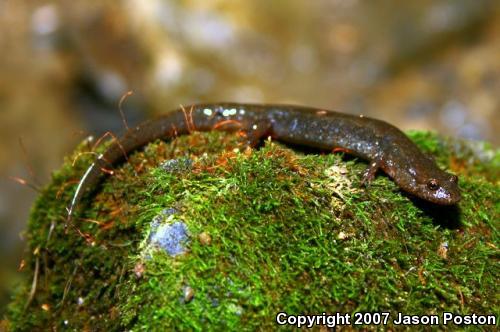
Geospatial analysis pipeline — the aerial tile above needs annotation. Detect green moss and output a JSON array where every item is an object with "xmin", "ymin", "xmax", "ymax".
[{"xmin": 5, "ymin": 131, "xmax": 499, "ymax": 331}]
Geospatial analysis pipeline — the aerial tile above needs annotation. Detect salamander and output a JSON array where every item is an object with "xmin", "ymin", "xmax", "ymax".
[{"xmin": 67, "ymin": 103, "xmax": 460, "ymax": 224}]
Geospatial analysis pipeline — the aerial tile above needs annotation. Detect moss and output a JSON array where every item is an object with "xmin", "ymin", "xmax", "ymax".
[{"xmin": 4, "ymin": 131, "xmax": 499, "ymax": 331}]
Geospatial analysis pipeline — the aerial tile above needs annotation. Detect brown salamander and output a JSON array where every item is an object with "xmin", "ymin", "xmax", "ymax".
[{"xmin": 67, "ymin": 103, "xmax": 460, "ymax": 223}]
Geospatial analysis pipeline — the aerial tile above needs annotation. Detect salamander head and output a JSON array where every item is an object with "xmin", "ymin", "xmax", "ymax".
[
  {"xmin": 390, "ymin": 161, "xmax": 461, "ymax": 205},
  {"xmin": 380, "ymin": 145, "xmax": 461, "ymax": 205},
  {"xmin": 414, "ymin": 171, "xmax": 461, "ymax": 205}
]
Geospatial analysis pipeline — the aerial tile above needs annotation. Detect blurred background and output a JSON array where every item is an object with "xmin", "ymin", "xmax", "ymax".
[{"xmin": 1, "ymin": 0, "xmax": 499, "ymax": 314}]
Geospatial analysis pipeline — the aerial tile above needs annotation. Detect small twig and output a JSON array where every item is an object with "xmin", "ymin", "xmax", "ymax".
[
  {"xmin": 213, "ymin": 119, "xmax": 243, "ymax": 130},
  {"xmin": 71, "ymin": 151, "xmax": 101, "ymax": 167},
  {"xmin": 18, "ymin": 137, "xmax": 40, "ymax": 186},
  {"xmin": 180, "ymin": 104, "xmax": 196, "ymax": 133},
  {"xmin": 46, "ymin": 220, "xmax": 56, "ymax": 246},
  {"xmin": 9, "ymin": 176, "xmax": 41, "ymax": 193},
  {"xmin": 55, "ymin": 180, "xmax": 79, "ymax": 199},
  {"xmin": 92, "ymin": 131, "xmax": 128, "ymax": 162},
  {"xmin": 118, "ymin": 90, "xmax": 133, "ymax": 132},
  {"xmin": 25, "ymin": 254, "xmax": 40, "ymax": 310},
  {"xmin": 60, "ymin": 264, "xmax": 79, "ymax": 307}
]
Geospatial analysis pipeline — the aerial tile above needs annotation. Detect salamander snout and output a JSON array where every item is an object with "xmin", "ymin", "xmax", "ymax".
[{"xmin": 418, "ymin": 173, "xmax": 461, "ymax": 205}]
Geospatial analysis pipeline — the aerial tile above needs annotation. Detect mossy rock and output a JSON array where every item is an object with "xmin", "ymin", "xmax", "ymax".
[{"xmin": 4, "ymin": 131, "xmax": 499, "ymax": 331}]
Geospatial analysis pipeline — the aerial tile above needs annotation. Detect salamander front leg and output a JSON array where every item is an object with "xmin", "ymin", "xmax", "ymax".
[
  {"xmin": 361, "ymin": 161, "xmax": 380, "ymax": 186},
  {"xmin": 239, "ymin": 121, "xmax": 273, "ymax": 148}
]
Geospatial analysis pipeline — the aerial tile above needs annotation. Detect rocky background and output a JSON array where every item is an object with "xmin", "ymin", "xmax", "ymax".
[{"xmin": 0, "ymin": 0, "xmax": 499, "ymax": 314}]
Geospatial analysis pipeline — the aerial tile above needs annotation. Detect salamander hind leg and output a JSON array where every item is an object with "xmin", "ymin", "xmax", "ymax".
[{"xmin": 361, "ymin": 160, "xmax": 381, "ymax": 186}]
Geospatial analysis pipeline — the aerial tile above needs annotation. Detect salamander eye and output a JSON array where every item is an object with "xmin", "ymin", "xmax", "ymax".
[
  {"xmin": 427, "ymin": 179, "xmax": 439, "ymax": 191},
  {"xmin": 449, "ymin": 174, "xmax": 458, "ymax": 183}
]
